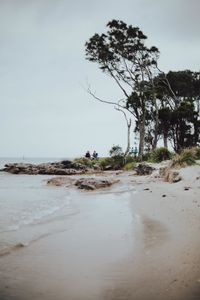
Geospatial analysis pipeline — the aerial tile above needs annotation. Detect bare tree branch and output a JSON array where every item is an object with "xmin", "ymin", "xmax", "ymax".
[
  {"xmin": 156, "ymin": 66, "xmax": 179, "ymax": 103},
  {"xmin": 85, "ymin": 84, "xmax": 136, "ymax": 117}
]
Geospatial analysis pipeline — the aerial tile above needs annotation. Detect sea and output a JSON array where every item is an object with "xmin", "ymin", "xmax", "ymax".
[
  {"xmin": 0, "ymin": 157, "xmax": 137, "ymax": 257},
  {"xmin": 0, "ymin": 157, "xmax": 78, "ymax": 255}
]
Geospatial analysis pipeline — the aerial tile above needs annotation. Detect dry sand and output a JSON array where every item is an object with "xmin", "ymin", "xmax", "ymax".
[{"xmin": 0, "ymin": 163, "xmax": 200, "ymax": 300}]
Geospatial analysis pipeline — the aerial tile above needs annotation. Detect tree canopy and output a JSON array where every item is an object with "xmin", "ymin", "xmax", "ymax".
[{"xmin": 85, "ymin": 20, "xmax": 200, "ymax": 156}]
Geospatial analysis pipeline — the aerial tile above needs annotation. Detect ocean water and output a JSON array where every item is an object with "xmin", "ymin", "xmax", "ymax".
[
  {"xmin": 0, "ymin": 158, "xmax": 77, "ymax": 254},
  {"xmin": 0, "ymin": 157, "xmax": 137, "ymax": 258}
]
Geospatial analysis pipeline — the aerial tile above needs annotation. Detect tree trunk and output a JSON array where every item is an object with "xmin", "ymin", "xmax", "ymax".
[
  {"xmin": 152, "ymin": 98, "xmax": 159, "ymax": 149},
  {"xmin": 124, "ymin": 121, "xmax": 131, "ymax": 156},
  {"xmin": 138, "ymin": 117, "xmax": 145, "ymax": 160},
  {"xmin": 163, "ymin": 134, "xmax": 168, "ymax": 149}
]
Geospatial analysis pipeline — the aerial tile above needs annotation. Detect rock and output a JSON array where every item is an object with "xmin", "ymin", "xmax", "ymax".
[
  {"xmin": 60, "ymin": 160, "xmax": 73, "ymax": 167},
  {"xmin": 160, "ymin": 167, "xmax": 182, "ymax": 183},
  {"xmin": 184, "ymin": 187, "xmax": 190, "ymax": 191},
  {"xmin": 74, "ymin": 178, "xmax": 119, "ymax": 190},
  {"xmin": 10, "ymin": 167, "xmax": 20, "ymax": 174},
  {"xmin": 93, "ymin": 164, "xmax": 101, "ymax": 171},
  {"xmin": 59, "ymin": 160, "xmax": 86, "ymax": 170},
  {"xmin": 47, "ymin": 176, "xmax": 119, "ymax": 190},
  {"xmin": 0, "ymin": 161, "xmax": 91, "ymax": 176},
  {"xmin": 168, "ymin": 171, "xmax": 182, "ymax": 183},
  {"xmin": 159, "ymin": 167, "xmax": 167, "ymax": 177},
  {"xmin": 135, "ymin": 163, "xmax": 155, "ymax": 176},
  {"xmin": 54, "ymin": 169, "xmax": 77, "ymax": 175},
  {"xmin": 47, "ymin": 177, "xmax": 72, "ymax": 186},
  {"xmin": 116, "ymin": 171, "xmax": 123, "ymax": 175},
  {"xmin": 103, "ymin": 165, "xmax": 113, "ymax": 171}
]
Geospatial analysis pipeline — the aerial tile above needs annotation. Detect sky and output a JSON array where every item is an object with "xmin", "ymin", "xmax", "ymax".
[{"xmin": 0, "ymin": 0, "xmax": 199, "ymax": 158}]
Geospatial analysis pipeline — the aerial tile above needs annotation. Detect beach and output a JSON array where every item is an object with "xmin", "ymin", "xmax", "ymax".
[{"xmin": 0, "ymin": 162, "xmax": 200, "ymax": 300}]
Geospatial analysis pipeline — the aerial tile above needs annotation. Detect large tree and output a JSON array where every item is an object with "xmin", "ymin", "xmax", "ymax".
[
  {"xmin": 155, "ymin": 70, "xmax": 200, "ymax": 151},
  {"xmin": 85, "ymin": 19, "xmax": 160, "ymax": 158}
]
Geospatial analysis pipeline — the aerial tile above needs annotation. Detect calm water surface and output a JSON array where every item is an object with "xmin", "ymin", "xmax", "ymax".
[{"xmin": 0, "ymin": 158, "xmax": 137, "ymax": 256}]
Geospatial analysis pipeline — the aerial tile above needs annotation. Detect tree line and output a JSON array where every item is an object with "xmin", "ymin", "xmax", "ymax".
[{"xmin": 85, "ymin": 20, "xmax": 200, "ymax": 158}]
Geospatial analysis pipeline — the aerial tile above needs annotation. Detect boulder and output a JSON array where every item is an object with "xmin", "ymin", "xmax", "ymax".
[
  {"xmin": 47, "ymin": 177, "xmax": 71, "ymax": 186},
  {"xmin": 135, "ymin": 163, "xmax": 155, "ymax": 176},
  {"xmin": 166, "ymin": 170, "xmax": 182, "ymax": 183},
  {"xmin": 159, "ymin": 167, "xmax": 182, "ymax": 183},
  {"xmin": 74, "ymin": 178, "xmax": 119, "ymax": 190}
]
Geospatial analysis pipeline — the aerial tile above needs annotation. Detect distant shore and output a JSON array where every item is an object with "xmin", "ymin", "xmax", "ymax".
[{"xmin": 0, "ymin": 162, "xmax": 200, "ymax": 300}]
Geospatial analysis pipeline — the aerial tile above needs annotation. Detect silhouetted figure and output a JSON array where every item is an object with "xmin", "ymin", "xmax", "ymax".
[
  {"xmin": 85, "ymin": 151, "xmax": 91, "ymax": 158},
  {"xmin": 92, "ymin": 151, "xmax": 98, "ymax": 159}
]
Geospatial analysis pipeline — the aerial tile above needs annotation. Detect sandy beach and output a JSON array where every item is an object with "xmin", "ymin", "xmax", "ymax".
[{"xmin": 0, "ymin": 163, "xmax": 200, "ymax": 300}]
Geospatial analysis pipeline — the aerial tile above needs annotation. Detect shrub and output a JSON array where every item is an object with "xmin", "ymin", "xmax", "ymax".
[
  {"xmin": 150, "ymin": 147, "xmax": 172, "ymax": 163},
  {"xmin": 190, "ymin": 147, "xmax": 200, "ymax": 159},
  {"xmin": 99, "ymin": 156, "xmax": 124, "ymax": 170},
  {"xmin": 99, "ymin": 145, "xmax": 124, "ymax": 170},
  {"xmin": 123, "ymin": 162, "xmax": 135, "ymax": 171},
  {"xmin": 73, "ymin": 157, "xmax": 95, "ymax": 167},
  {"xmin": 109, "ymin": 145, "xmax": 124, "ymax": 157},
  {"xmin": 143, "ymin": 147, "xmax": 172, "ymax": 163},
  {"xmin": 170, "ymin": 148, "xmax": 196, "ymax": 168},
  {"xmin": 124, "ymin": 155, "xmax": 136, "ymax": 163},
  {"xmin": 142, "ymin": 151, "xmax": 152, "ymax": 162},
  {"xmin": 98, "ymin": 157, "xmax": 114, "ymax": 170}
]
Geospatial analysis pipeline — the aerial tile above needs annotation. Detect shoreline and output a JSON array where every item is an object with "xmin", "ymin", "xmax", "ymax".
[{"xmin": 0, "ymin": 164, "xmax": 200, "ymax": 299}]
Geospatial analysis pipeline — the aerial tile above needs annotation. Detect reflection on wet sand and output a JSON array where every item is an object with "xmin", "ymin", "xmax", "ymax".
[
  {"xmin": 101, "ymin": 217, "xmax": 169, "ymax": 300},
  {"xmin": 142, "ymin": 216, "xmax": 169, "ymax": 249}
]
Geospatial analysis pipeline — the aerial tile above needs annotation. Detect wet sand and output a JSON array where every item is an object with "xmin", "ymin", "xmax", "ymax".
[{"xmin": 0, "ymin": 165, "xmax": 200, "ymax": 300}]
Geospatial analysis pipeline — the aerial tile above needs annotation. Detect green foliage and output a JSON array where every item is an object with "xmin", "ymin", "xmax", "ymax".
[
  {"xmin": 98, "ymin": 147, "xmax": 138, "ymax": 170},
  {"xmin": 73, "ymin": 157, "xmax": 96, "ymax": 167},
  {"xmin": 170, "ymin": 148, "xmax": 197, "ymax": 168},
  {"xmin": 86, "ymin": 22, "xmax": 200, "ymax": 155},
  {"xmin": 98, "ymin": 156, "xmax": 124, "ymax": 170},
  {"xmin": 98, "ymin": 157, "xmax": 114, "ymax": 169},
  {"xmin": 109, "ymin": 145, "xmax": 124, "ymax": 157},
  {"xmin": 123, "ymin": 162, "xmax": 135, "ymax": 171},
  {"xmin": 156, "ymin": 71, "xmax": 200, "ymax": 152},
  {"xmin": 124, "ymin": 155, "xmax": 136, "ymax": 164},
  {"xmin": 85, "ymin": 20, "xmax": 160, "ymax": 157},
  {"xmin": 142, "ymin": 147, "xmax": 172, "ymax": 163},
  {"xmin": 150, "ymin": 147, "xmax": 172, "ymax": 163},
  {"xmin": 191, "ymin": 147, "xmax": 200, "ymax": 159},
  {"xmin": 142, "ymin": 151, "xmax": 152, "ymax": 162}
]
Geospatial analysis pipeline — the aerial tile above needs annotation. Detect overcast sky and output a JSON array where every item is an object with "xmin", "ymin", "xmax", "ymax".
[{"xmin": 0, "ymin": 0, "xmax": 199, "ymax": 158}]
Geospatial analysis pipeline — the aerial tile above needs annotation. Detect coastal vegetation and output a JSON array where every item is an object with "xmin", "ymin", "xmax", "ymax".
[
  {"xmin": 170, "ymin": 147, "xmax": 200, "ymax": 168},
  {"xmin": 85, "ymin": 20, "xmax": 200, "ymax": 159},
  {"xmin": 143, "ymin": 147, "xmax": 172, "ymax": 163},
  {"xmin": 74, "ymin": 146, "xmax": 200, "ymax": 171}
]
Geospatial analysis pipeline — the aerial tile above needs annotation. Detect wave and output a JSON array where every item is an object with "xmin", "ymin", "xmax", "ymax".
[
  {"xmin": 0, "ymin": 203, "xmax": 70, "ymax": 234},
  {"xmin": 0, "ymin": 226, "xmax": 71, "ymax": 257},
  {"xmin": 0, "ymin": 242, "xmax": 28, "ymax": 257}
]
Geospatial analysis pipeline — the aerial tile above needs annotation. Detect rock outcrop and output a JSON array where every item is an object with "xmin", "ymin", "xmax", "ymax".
[
  {"xmin": 1, "ymin": 160, "xmax": 90, "ymax": 175},
  {"xmin": 135, "ymin": 163, "xmax": 155, "ymax": 176},
  {"xmin": 159, "ymin": 166, "xmax": 182, "ymax": 183},
  {"xmin": 74, "ymin": 178, "xmax": 119, "ymax": 190},
  {"xmin": 47, "ymin": 177, "xmax": 73, "ymax": 187},
  {"xmin": 46, "ymin": 176, "xmax": 119, "ymax": 190}
]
